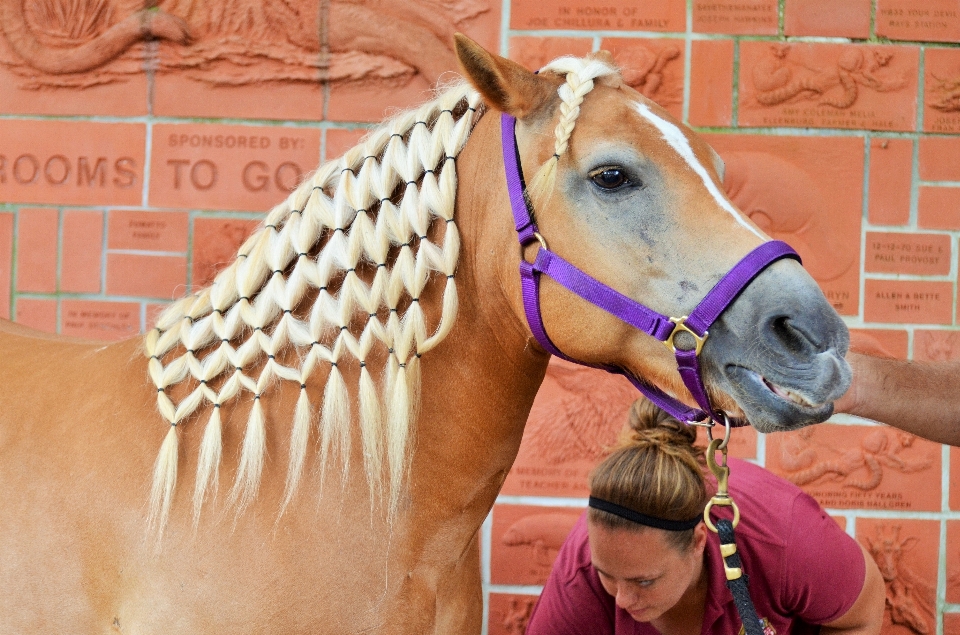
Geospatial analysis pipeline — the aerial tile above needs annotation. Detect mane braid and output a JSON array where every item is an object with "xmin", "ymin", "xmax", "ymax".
[{"xmin": 144, "ymin": 82, "xmax": 483, "ymax": 532}]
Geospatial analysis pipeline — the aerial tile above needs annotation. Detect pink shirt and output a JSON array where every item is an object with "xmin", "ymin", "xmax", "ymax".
[{"xmin": 525, "ymin": 459, "xmax": 864, "ymax": 635}]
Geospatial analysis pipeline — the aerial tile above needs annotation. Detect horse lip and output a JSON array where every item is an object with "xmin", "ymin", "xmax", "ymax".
[{"xmin": 724, "ymin": 365, "xmax": 834, "ymax": 427}]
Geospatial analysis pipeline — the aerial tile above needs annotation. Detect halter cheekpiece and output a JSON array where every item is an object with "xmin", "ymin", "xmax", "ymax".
[{"xmin": 500, "ymin": 113, "xmax": 800, "ymax": 426}]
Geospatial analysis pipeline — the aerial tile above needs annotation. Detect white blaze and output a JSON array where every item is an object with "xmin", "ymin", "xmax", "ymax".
[{"xmin": 632, "ymin": 102, "xmax": 764, "ymax": 240}]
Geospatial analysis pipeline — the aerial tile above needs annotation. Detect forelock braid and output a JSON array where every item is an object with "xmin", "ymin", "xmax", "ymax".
[{"xmin": 528, "ymin": 56, "xmax": 619, "ymax": 204}]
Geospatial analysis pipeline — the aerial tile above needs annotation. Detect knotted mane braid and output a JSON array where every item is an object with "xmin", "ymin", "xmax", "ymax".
[{"xmin": 143, "ymin": 55, "xmax": 619, "ymax": 532}]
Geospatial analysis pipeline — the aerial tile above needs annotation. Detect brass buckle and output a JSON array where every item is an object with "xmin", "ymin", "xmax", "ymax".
[
  {"xmin": 662, "ymin": 316, "xmax": 707, "ymax": 355},
  {"xmin": 703, "ymin": 414, "xmax": 739, "ymax": 532},
  {"xmin": 520, "ymin": 231, "xmax": 549, "ymax": 264}
]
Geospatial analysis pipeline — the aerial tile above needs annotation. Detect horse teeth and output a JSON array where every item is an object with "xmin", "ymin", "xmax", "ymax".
[{"xmin": 762, "ymin": 377, "xmax": 811, "ymax": 407}]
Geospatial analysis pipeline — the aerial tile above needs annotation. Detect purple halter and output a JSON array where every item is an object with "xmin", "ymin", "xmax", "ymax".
[{"xmin": 501, "ymin": 113, "xmax": 800, "ymax": 425}]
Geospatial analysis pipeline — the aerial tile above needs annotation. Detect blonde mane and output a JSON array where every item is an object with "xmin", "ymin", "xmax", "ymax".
[{"xmin": 144, "ymin": 56, "xmax": 620, "ymax": 532}]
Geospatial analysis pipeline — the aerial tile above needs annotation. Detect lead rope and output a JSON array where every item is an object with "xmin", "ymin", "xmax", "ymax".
[{"xmin": 704, "ymin": 420, "xmax": 767, "ymax": 635}]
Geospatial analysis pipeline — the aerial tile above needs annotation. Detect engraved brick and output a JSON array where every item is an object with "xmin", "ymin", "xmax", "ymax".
[
  {"xmin": 864, "ymin": 280, "xmax": 953, "ymax": 325},
  {"xmin": 511, "ymin": 0, "xmax": 685, "ymax": 31},
  {"xmin": 487, "ymin": 593, "xmax": 540, "ymax": 635},
  {"xmin": 61, "ymin": 299, "xmax": 139, "ymax": 341},
  {"xmin": 61, "ymin": 210, "xmax": 103, "ymax": 294},
  {"xmin": 106, "ymin": 253, "xmax": 187, "ymax": 300},
  {"xmin": 917, "ymin": 186, "xmax": 960, "ymax": 230},
  {"xmin": 14, "ymin": 298, "xmax": 56, "ymax": 334},
  {"xmin": 601, "ymin": 39, "xmax": 684, "ymax": 119},
  {"xmin": 502, "ymin": 359, "xmax": 636, "ymax": 497},
  {"xmin": 149, "ymin": 124, "xmax": 320, "ymax": 212},
  {"xmin": 915, "ymin": 329, "xmax": 960, "ymax": 361},
  {"xmin": 857, "ymin": 518, "xmax": 938, "ymax": 635},
  {"xmin": 925, "ymin": 48, "xmax": 960, "ymax": 134},
  {"xmin": 919, "ymin": 136, "xmax": 960, "ymax": 182},
  {"xmin": 693, "ymin": 1, "xmax": 777, "ymax": 35},
  {"xmin": 16, "ymin": 208, "xmax": 57, "ymax": 293},
  {"xmin": 784, "ymin": 0, "xmax": 870, "ymax": 38},
  {"xmin": 876, "ymin": 0, "xmax": 960, "ymax": 42},
  {"xmin": 0, "ymin": 120, "xmax": 144, "ymax": 206},
  {"xmin": 868, "ymin": 138, "xmax": 913, "ymax": 226},
  {"xmin": 490, "ymin": 504, "xmax": 583, "ymax": 585},
  {"xmin": 865, "ymin": 231, "xmax": 951, "ymax": 276},
  {"xmin": 766, "ymin": 424, "xmax": 941, "ymax": 511},
  {"xmin": 738, "ymin": 42, "xmax": 918, "ymax": 133},
  {"xmin": 108, "ymin": 210, "xmax": 188, "ymax": 252},
  {"xmin": 324, "ymin": 129, "xmax": 368, "ymax": 163},
  {"xmin": 509, "ymin": 37, "xmax": 593, "ymax": 73},
  {"xmin": 848, "ymin": 328, "xmax": 908, "ymax": 359},
  {"xmin": 0, "ymin": 213, "xmax": 11, "ymax": 318},
  {"xmin": 709, "ymin": 134, "xmax": 863, "ymax": 315},
  {"xmin": 689, "ymin": 40, "xmax": 734, "ymax": 127},
  {"xmin": 948, "ymin": 521, "xmax": 960, "ymax": 604},
  {"xmin": 192, "ymin": 217, "xmax": 262, "ymax": 289}
]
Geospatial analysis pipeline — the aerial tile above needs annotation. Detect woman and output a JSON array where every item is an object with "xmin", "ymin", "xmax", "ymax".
[{"xmin": 525, "ymin": 400, "xmax": 885, "ymax": 635}]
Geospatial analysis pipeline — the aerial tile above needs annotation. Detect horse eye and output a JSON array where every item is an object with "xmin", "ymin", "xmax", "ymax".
[{"xmin": 591, "ymin": 168, "xmax": 630, "ymax": 190}]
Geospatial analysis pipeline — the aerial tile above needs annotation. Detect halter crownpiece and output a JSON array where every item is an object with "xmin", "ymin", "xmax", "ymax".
[{"xmin": 501, "ymin": 109, "xmax": 800, "ymax": 426}]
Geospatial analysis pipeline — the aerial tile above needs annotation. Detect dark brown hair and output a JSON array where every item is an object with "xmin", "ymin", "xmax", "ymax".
[{"xmin": 588, "ymin": 398, "xmax": 708, "ymax": 550}]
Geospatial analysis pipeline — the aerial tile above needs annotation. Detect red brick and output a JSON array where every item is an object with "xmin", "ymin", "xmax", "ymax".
[
  {"xmin": 865, "ymin": 232, "xmax": 951, "ymax": 276},
  {"xmin": 831, "ymin": 515, "xmax": 847, "ymax": 531},
  {"xmin": 106, "ymin": 253, "xmax": 187, "ymax": 300},
  {"xmin": 848, "ymin": 328, "xmax": 908, "ymax": 359},
  {"xmin": 146, "ymin": 303, "xmax": 171, "ymax": 330},
  {"xmin": 14, "ymin": 298, "xmax": 56, "ymax": 334},
  {"xmin": 948, "ymin": 521, "xmax": 960, "ymax": 604},
  {"xmin": 689, "ymin": 40, "xmax": 734, "ymax": 127},
  {"xmin": 946, "ymin": 613, "xmax": 960, "ymax": 635},
  {"xmin": 695, "ymin": 425, "xmax": 757, "ymax": 460},
  {"xmin": 857, "ymin": 519, "xmax": 938, "ymax": 635},
  {"xmin": 693, "ymin": 1, "xmax": 777, "ymax": 34},
  {"xmin": 108, "ymin": 210, "xmax": 188, "ymax": 252},
  {"xmin": 192, "ymin": 217, "xmax": 262, "ymax": 289},
  {"xmin": 600, "ymin": 39, "xmax": 684, "ymax": 119},
  {"xmin": 864, "ymin": 280, "xmax": 953, "ymax": 325},
  {"xmin": 917, "ymin": 186, "xmax": 960, "ymax": 230},
  {"xmin": 766, "ymin": 424, "xmax": 942, "ymax": 511},
  {"xmin": 784, "ymin": 0, "xmax": 870, "ymax": 38},
  {"xmin": 925, "ymin": 48, "xmax": 960, "ymax": 134},
  {"xmin": 914, "ymin": 329, "xmax": 960, "ymax": 361},
  {"xmin": 61, "ymin": 300, "xmax": 139, "ymax": 341},
  {"xmin": 509, "ymin": 37, "xmax": 593, "ymax": 73},
  {"xmin": 952, "ymin": 447, "xmax": 960, "ymax": 510},
  {"xmin": 511, "ymin": 0, "xmax": 684, "ymax": 31},
  {"xmin": 0, "ymin": 121, "xmax": 144, "ymax": 206},
  {"xmin": 919, "ymin": 136, "xmax": 960, "ymax": 181},
  {"xmin": 502, "ymin": 359, "xmax": 636, "ymax": 498},
  {"xmin": 149, "ymin": 124, "xmax": 320, "ymax": 212},
  {"xmin": 709, "ymin": 134, "xmax": 863, "ymax": 315},
  {"xmin": 0, "ymin": 214, "xmax": 11, "ymax": 318},
  {"xmin": 61, "ymin": 210, "xmax": 103, "ymax": 294},
  {"xmin": 868, "ymin": 138, "xmax": 913, "ymax": 226},
  {"xmin": 876, "ymin": 0, "xmax": 960, "ymax": 42},
  {"xmin": 738, "ymin": 42, "xmax": 918, "ymax": 132},
  {"xmin": 487, "ymin": 593, "xmax": 540, "ymax": 635},
  {"xmin": 15, "ymin": 208, "xmax": 57, "ymax": 293},
  {"xmin": 326, "ymin": 9, "xmax": 500, "ymax": 123},
  {"xmin": 324, "ymin": 129, "xmax": 369, "ymax": 163},
  {"xmin": 0, "ymin": 33, "xmax": 147, "ymax": 117},
  {"xmin": 490, "ymin": 504, "xmax": 583, "ymax": 585}
]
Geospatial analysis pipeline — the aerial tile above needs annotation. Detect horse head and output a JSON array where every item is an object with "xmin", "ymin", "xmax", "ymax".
[{"xmin": 455, "ymin": 35, "xmax": 849, "ymax": 433}]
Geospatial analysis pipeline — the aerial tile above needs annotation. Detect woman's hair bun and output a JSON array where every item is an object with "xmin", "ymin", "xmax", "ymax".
[{"xmin": 623, "ymin": 398, "xmax": 698, "ymax": 447}]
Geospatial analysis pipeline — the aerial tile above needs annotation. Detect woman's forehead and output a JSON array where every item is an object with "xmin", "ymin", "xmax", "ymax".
[{"xmin": 588, "ymin": 521, "xmax": 677, "ymax": 576}]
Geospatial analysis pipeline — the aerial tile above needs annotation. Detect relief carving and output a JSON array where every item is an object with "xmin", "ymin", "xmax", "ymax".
[
  {"xmin": 915, "ymin": 330, "xmax": 960, "ymax": 362},
  {"xmin": 497, "ymin": 597, "xmax": 535, "ymax": 635},
  {"xmin": 750, "ymin": 44, "xmax": 907, "ymax": 109},
  {"xmin": 615, "ymin": 44, "xmax": 681, "ymax": 106},
  {"xmin": 929, "ymin": 72, "xmax": 960, "ymax": 112},
  {"xmin": 0, "ymin": 0, "xmax": 487, "ymax": 89},
  {"xmin": 499, "ymin": 511, "xmax": 582, "ymax": 583},
  {"xmin": 778, "ymin": 428, "xmax": 932, "ymax": 490},
  {"xmin": 865, "ymin": 525, "xmax": 934, "ymax": 635}
]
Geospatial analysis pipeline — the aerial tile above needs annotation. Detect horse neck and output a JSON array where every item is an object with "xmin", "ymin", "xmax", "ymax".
[{"xmin": 406, "ymin": 109, "xmax": 550, "ymax": 527}]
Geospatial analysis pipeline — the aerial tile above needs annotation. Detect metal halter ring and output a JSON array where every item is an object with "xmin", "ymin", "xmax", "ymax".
[
  {"xmin": 520, "ymin": 231, "xmax": 549, "ymax": 264},
  {"xmin": 662, "ymin": 316, "xmax": 708, "ymax": 355},
  {"xmin": 707, "ymin": 411, "xmax": 732, "ymax": 451}
]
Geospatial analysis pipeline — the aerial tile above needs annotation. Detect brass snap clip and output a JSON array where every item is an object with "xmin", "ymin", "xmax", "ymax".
[
  {"xmin": 703, "ymin": 413, "xmax": 739, "ymax": 533},
  {"xmin": 663, "ymin": 316, "xmax": 708, "ymax": 355}
]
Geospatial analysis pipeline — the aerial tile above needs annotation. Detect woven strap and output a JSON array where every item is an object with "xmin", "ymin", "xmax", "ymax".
[{"xmin": 717, "ymin": 519, "xmax": 766, "ymax": 635}]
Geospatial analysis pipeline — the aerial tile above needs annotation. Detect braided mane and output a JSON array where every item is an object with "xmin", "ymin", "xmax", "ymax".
[{"xmin": 144, "ymin": 55, "xmax": 620, "ymax": 532}]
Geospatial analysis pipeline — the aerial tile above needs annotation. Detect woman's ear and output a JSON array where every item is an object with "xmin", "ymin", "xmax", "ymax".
[{"xmin": 454, "ymin": 33, "xmax": 557, "ymax": 119}]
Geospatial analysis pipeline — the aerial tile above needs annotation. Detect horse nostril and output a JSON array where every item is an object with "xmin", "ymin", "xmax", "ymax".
[{"xmin": 769, "ymin": 315, "xmax": 821, "ymax": 354}]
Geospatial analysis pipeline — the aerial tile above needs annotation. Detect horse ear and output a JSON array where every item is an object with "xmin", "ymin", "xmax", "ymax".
[{"xmin": 454, "ymin": 33, "xmax": 555, "ymax": 119}]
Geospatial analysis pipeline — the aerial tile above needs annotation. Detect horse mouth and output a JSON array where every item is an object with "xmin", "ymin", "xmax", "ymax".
[
  {"xmin": 759, "ymin": 375, "xmax": 819, "ymax": 408},
  {"xmin": 724, "ymin": 365, "xmax": 836, "ymax": 430}
]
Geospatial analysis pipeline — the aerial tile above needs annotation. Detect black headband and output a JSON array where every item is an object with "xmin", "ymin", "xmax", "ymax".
[{"xmin": 588, "ymin": 497, "xmax": 702, "ymax": 532}]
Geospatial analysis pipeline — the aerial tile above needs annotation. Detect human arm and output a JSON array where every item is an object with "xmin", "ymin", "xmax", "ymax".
[
  {"xmin": 834, "ymin": 352, "xmax": 960, "ymax": 446},
  {"xmin": 819, "ymin": 543, "xmax": 885, "ymax": 635}
]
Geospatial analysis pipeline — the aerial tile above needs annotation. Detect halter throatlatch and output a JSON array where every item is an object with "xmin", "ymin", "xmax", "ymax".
[{"xmin": 501, "ymin": 112, "xmax": 800, "ymax": 425}]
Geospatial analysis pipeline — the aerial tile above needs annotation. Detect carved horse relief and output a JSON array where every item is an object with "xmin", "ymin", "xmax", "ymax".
[
  {"xmin": 498, "ymin": 510, "xmax": 582, "ymax": 583},
  {"xmin": 864, "ymin": 525, "xmax": 934, "ymax": 635}
]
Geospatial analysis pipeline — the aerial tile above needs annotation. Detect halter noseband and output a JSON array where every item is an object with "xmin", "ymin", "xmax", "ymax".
[{"xmin": 501, "ymin": 113, "xmax": 800, "ymax": 425}]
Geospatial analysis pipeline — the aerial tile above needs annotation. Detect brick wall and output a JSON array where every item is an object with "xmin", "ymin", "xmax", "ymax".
[{"xmin": 1, "ymin": 1, "xmax": 958, "ymax": 633}]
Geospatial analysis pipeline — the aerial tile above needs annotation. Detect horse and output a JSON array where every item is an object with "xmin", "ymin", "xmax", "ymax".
[{"xmin": 0, "ymin": 35, "xmax": 850, "ymax": 633}]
